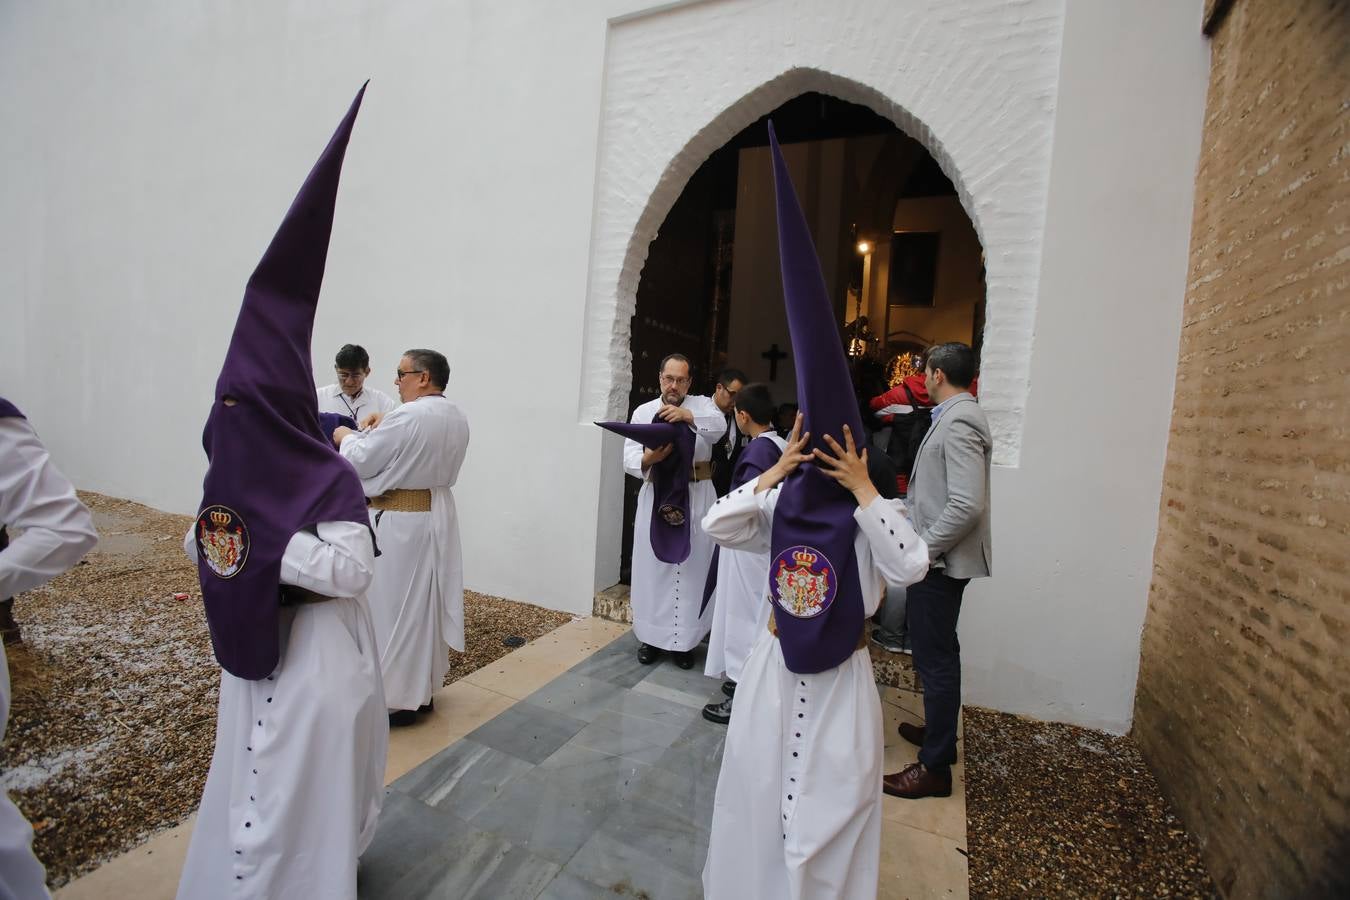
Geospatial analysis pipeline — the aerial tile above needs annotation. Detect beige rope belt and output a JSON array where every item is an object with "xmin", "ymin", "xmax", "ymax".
[
  {"xmin": 280, "ymin": 586, "xmax": 335, "ymax": 607},
  {"xmin": 369, "ymin": 488, "xmax": 433, "ymax": 512},
  {"xmin": 767, "ymin": 609, "xmax": 868, "ymax": 652},
  {"xmin": 691, "ymin": 461, "xmax": 713, "ymax": 482}
]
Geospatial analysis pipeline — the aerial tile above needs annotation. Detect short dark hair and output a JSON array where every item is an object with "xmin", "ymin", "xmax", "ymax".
[
  {"xmin": 925, "ymin": 342, "xmax": 976, "ymax": 388},
  {"xmin": 733, "ymin": 383, "xmax": 775, "ymax": 426},
  {"xmin": 335, "ymin": 343, "xmax": 370, "ymax": 370},
  {"xmin": 402, "ymin": 348, "xmax": 450, "ymax": 390},
  {"xmin": 658, "ymin": 353, "xmax": 691, "ymax": 375},
  {"xmin": 717, "ymin": 368, "xmax": 748, "ymax": 389}
]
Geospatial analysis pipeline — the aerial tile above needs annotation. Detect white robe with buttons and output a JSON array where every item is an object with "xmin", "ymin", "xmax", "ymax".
[
  {"xmin": 339, "ymin": 395, "xmax": 469, "ymax": 711},
  {"xmin": 703, "ymin": 432, "xmax": 787, "ymax": 683},
  {"xmin": 701, "ymin": 481, "xmax": 928, "ymax": 900},
  {"xmin": 624, "ymin": 395, "xmax": 726, "ymax": 652},
  {"xmin": 175, "ymin": 521, "xmax": 388, "ymax": 900},
  {"xmin": 0, "ymin": 415, "xmax": 98, "ymax": 900}
]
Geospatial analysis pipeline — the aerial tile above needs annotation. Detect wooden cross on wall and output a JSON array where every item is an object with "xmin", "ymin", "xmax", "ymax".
[{"xmin": 761, "ymin": 343, "xmax": 788, "ymax": 381}]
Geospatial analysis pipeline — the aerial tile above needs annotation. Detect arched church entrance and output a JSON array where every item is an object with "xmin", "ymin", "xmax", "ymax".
[{"xmin": 619, "ymin": 91, "xmax": 987, "ymax": 580}]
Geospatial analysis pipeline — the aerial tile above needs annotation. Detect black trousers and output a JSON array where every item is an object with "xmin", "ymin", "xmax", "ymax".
[{"xmin": 907, "ymin": 567, "xmax": 968, "ymax": 772}]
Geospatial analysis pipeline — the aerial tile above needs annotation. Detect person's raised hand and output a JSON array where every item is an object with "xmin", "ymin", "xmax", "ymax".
[
  {"xmin": 642, "ymin": 443, "xmax": 675, "ymax": 470},
  {"xmin": 359, "ymin": 412, "xmax": 385, "ymax": 431},
  {"xmin": 813, "ymin": 424, "xmax": 879, "ymax": 507},
  {"xmin": 755, "ymin": 413, "xmax": 812, "ymax": 493},
  {"xmin": 656, "ymin": 404, "xmax": 694, "ymax": 425}
]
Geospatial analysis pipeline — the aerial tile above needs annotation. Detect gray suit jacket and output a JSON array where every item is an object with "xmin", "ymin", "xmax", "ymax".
[{"xmin": 905, "ymin": 394, "xmax": 992, "ymax": 579}]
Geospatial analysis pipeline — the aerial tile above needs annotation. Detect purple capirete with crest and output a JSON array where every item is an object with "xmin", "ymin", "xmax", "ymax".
[
  {"xmin": 765, "ymin": 122, "xmax": 869, "ymax": 675},
  {"xmin": 194, "ymin": 85, "xmax": 372, "ymax": 681},
  {"xmin": 595, "ymin": 418, "xmax": 696, "ymax": 564}
]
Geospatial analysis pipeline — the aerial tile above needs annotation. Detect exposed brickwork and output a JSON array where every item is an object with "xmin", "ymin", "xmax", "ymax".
[{"xmin": 1135, "ymin": 2, "xmax": 1350, "ymax": 897}]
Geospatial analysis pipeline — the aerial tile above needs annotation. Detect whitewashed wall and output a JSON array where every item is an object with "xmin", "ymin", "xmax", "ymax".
[{"xmin": 0, "ymin": 0, "xmax": 1208, "ymax": 732}]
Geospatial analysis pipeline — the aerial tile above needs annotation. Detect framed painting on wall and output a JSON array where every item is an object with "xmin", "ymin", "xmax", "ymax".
[{"xmin": 887, "ymin": 231, "xmax": 941, "ymax": 308}]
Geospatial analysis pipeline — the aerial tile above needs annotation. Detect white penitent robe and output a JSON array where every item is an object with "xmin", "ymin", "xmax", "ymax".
[
  {"xmin": 176, "ymin": 521, "xmax": 388, "ymax": 900},
  {"xmin": 316, "ymin": 383, "xmax": 397, "ymax": 422},
  {"xmin": 700, "ymin": 480, "xmax": 929, "ymax": 900},
  {"xmin": 624, "ymin": 395, "xmax": 727, "ymax": 652},
  {"xmin": 704, "ymin": 432, "xmax": 788, "ymax": 683},
  {"xmin": 339, "ymin": 395, "xmax": 469, "ymax": 711},
  {"xmin": 0, "ymin": 415, "xmax": 98, "ymax": 900}
]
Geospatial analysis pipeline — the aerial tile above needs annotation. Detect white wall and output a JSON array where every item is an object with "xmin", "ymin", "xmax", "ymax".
[{"xmin": 0, "ymin": 0, "xmax": 1209, "ymax": 731}]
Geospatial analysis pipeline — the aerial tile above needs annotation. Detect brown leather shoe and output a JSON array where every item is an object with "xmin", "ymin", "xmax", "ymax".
[
  {"xmin": 898, "ymin": 721, "xmax": 925, "ymax": 748},
  {"xmin": 882, "ymin": 762, "xmax": 952, "ymax": 799}
]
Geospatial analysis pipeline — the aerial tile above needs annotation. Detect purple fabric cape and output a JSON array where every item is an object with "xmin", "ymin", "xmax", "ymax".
[
  {"xmin": 318, "ymin": 412, "xmax": 358, "ymax": 444},
  {"xmin": 195, "ymin": 84, "xmax": 372, "ymax": 681},
  {"xmin": 597, "ymin": 417, "xmax": 696, "ymax": 564},
  {"xmin": 765, "ymin": 122, "xmax": 869, "ymax": 675},
  {"xmin": 0, "ymin": 398, "xmax": 22, "ymax": 419},
  {"xmin": 700, "ymin": 432, "xmax": 785, "ymax": 615}
]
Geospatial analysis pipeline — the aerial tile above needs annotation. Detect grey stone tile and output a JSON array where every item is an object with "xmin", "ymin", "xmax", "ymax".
[
  {"xmin": 631, "ymin": 757, "xmax": 720, "ymax": 828},
  {"xmin": 630, "ymin": 678, "xmax": 711, "ymax": 710},
  {"xmin": 390, "ymin": 738, "xmax": 537, "ymax": 820},
  {"xmin": 382, "ymin": 819, "xmax": 560, "ymax": 900},
  {"xmin": 601, "ymin": 684, "xmax": 702, "ymax": 729},
  {"xmin": 564, "ymin": 709, "xmax": 686, "ymax": 766},
  {"xmin": 564, "ymin": 828, "xmax": 703, "ymax": 900},
  {"xmin": 466, "ymin": 702, "xmax": 588, "ymax": 765},
  {"xmin": 536, "ymin": 870, "xmax": 620, "ymax": 900},
  {"xmin": 594, "ymin": 795, "xmax": 711, "ymax": 880},
  {"xmin": 358, "ymin": 790, "xmax": 472, "ymax": 897},
  {"xmin": 639, "ymin": 658, "xmax": 723, "ymax": 703},
  {"xmin": 568, "ymin": 634, "xmax": 652, "ymax": 689},
  {"xmin": 522, "ymin": 673, "xmax": 628, "ymax": 723},
  {"xmin": 470, "ymin": 747, "xmax": 649, "ymax": 865},
  {"xmin": 653, "ymin": 718, "xmax": 726, "ymax": 788}
]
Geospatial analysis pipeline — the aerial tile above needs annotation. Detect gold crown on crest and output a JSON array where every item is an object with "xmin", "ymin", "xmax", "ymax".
[
  {"xmin": 209, "ymin": 510, "xmax": 231, "ymax": 526},
  {"xmin": 792, "ymin": 549, "xmax": 818, "ymax": 567}
]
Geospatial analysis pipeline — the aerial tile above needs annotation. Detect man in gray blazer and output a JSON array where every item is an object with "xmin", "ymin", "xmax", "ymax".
[{"xmin": 883, "ymin": 342, "xmax": 992, "ymax": 799}]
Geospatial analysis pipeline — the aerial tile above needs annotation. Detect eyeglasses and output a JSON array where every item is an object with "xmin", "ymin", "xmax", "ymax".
[
  {"xmin": 660, "ymin": 375, "xmax": 690, "ymax": 386},
  {"xmin": 335, "ymin": 370, "xmax": 365, "ymax": 381},
  {"xmin": 395, "ymin": 369, "xmax": 424, "ymax": 380}
]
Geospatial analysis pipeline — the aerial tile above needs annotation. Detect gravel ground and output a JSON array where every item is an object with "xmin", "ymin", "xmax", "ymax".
[
  {"xmin": 0, "ymin": 493, "xmax": 572, "ymax": 889},
  {"xmin": 963, "ymin": 706, "xmax": 1217, "ymax": 899}
]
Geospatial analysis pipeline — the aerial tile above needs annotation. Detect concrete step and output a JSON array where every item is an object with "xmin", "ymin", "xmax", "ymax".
[{"xmin": 593, "ymin": 584, "xmax": 920, "ymax": 692}]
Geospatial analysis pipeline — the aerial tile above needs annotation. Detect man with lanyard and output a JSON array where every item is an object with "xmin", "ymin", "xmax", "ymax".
[
  {"xmin": 613, "ymin": 353, "xmax": 726, "ymax": 669},
  {"xmin": 175, "ymin": 85, "xmax": 388, "ymax": 900},
  {"xmin": 701, "ymin": 124, "xmax": 929, "ymax": 899},
  {"xmin": 317, "ymin": 343, "xmax": 397, "ymax": 422},
  {"xmin": 0, "ymin": 397, "xmax": 98, "ymax": 899},
  {"xmin": 708, "ymin": 367, "xmax": 748, "ymax": 497},
  {"xmin": 335, "ymin": 348, "xmax": 470, "ymax": 726}
]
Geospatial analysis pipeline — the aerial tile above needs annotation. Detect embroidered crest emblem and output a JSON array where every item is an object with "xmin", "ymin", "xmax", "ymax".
[
  {"xmin": 196, "ymin": 505, "xmax": 249, "ymax": 578},
  {"xmin": 771, "ymin": 545, "xmax": 836, "ymax": 619},
  {"xmin": 658, "ymin": 504, "xmax": 686, "ymax": 526}
]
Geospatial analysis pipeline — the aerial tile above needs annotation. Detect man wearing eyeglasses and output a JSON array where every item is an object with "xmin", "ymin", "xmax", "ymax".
[
  {"xmin": 317, "ymin": 344, "xmax": 397, "ymax": 423},
  {"xmin": 709, "ymin": 368, "xmax": 748, "ymax": 497},
  {"xmin": 623, "ymin": 353, "xmax": 727, "ymax": 669},
  {"xmin": 334, "ymin": 349, "xmax": 470, "ymax": 726}
]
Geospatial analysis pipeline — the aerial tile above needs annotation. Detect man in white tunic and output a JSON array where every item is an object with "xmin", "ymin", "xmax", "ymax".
[
  {"xmin": 0, "ymin": 397, "xmax": 98, "ymax": 900},
  {"xmin": 623, "ymin": 353, "xmax": 726, "ymax": 668},
  {"xmin": 701, "ymin": 382, "xmax": 786, "ymax": 724},
  {"xmin": 316, "ymin": 342, "xmax": 397, "ymax": 421},
  {"xmin": 176, "ymin": 84, "xmax": 388, "ymax": 900},
  {"xmin": 336, "ymin": 348, "xmax": 469, "ymax": 725},
  {"xmin": 701, "ymin": 123, "xmax": 930, "ymax": 900}
]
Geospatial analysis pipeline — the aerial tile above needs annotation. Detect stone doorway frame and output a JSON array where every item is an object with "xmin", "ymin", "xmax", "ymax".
[{"xmin": 580, "ymin": 1, "xmax": 1063, "ymax": 589}]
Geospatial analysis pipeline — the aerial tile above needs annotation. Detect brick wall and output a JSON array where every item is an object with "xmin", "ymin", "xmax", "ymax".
[{"xmin": 1134, "ymin": 1, "xmax": 1350, "ymax": 897}]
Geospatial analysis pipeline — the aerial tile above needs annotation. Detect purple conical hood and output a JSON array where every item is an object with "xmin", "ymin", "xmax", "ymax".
[
  {"xmin": 765, "ymin": 121, "xmax": 867, "ymax": 674},
  {"xmin": 597, "ymin": 418, "xmax": 695, "ymax": 564},
  {"xmin": 195, "ymin": 84, "xmax": 372, "ymax": 681}
]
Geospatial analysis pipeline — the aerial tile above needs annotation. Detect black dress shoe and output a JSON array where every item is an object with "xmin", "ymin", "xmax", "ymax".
[
  {"xmin": 702, "ymin": 696, "xmax": 733, "ymax": 725},
  {"xmin": 671, "ymin": 650, "xmax": 695, "ymax": 670},
  {"xmin": 721, "ymin": 680, "xmax": 736, "ymax": 698},
  {"xmin": 418, "ymin": 698, "xmax": 435, "ymax": 714},
  {"xmin": 388, "ymin": 709, "xmax": 417, "ymax": 728},
  {"xmin": 898, "ymin": 721, "xmax": 925, "ymax": 748},
  {"xmin": 637, "ymin": 643, "xmax": 661, "ymax": 665}
]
